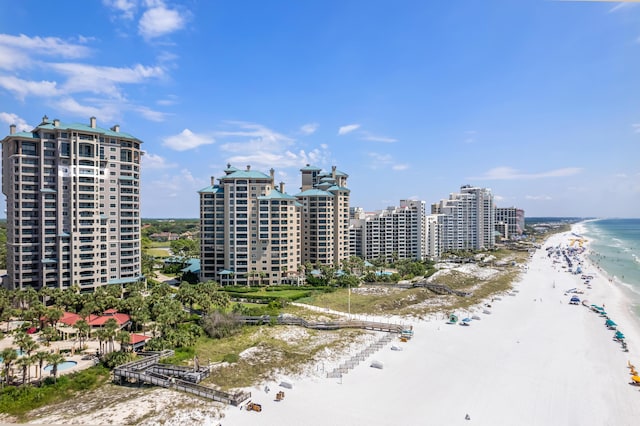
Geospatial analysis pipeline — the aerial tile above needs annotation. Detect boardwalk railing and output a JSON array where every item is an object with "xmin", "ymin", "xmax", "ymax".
[
  {"xmin": 405, "ymin": 281, "xmax": 472, "ymax": 297},
  {"xmin": 238, "ymin": 315, "xmax": 405, "ymax": 333},
  {"xmin": 113, "ymin": 350, "xmax": 250, "ymax": 406}
]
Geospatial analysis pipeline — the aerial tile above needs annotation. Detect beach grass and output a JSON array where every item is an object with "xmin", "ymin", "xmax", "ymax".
[{"xmin": 195, "ymin": 326, "xmax": 367, "ymax": 390}]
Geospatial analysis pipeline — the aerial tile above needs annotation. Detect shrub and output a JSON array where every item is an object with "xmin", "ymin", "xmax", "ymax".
[
  {"xmin": 222, "ymin": 353, "xmax": 239, "ymax": 363},
  {"xmin": 200, "ymin": 311, "xmax": 243, "ymax": 339}
]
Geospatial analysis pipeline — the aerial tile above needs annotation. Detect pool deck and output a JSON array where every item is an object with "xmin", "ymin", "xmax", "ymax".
[{"xmin": 0, "ymin": 328, "xmax": 121, "ymax": 382}]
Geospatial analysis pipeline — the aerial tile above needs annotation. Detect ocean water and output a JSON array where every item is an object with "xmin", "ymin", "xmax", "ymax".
[{"xmin": 581, "ymin": 218, "xmax": 640, "ymax": 318}]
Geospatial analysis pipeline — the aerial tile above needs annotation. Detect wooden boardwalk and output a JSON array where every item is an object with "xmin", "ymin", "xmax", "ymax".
[
  {"xmin": 113, "ymin": 350, "xmax": 250, "ymax": 406},
  {"xmin": 238, "ymin": 315, "xmax": 406, "ymax": 333}
]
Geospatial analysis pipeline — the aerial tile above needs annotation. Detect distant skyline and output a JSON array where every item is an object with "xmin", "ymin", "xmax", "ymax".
[{"xmin": 1, "ymin": 0, "xmax": 639, "ymax": 218}]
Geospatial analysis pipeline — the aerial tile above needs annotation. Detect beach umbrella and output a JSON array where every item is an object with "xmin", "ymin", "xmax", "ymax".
[
  {"xmin": 605, "ymin": 319, "xmax": 617, "ymax": 327},
  {"xmin": 615, "ymin": 331, "xmax": 625, "ymax": 339},
  {"xmin": 462, "ymin": 318, "xmax": 472, "ymax": 323}
]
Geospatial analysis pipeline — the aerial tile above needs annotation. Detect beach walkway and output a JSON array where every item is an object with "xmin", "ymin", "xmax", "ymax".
[{"xmin": 113, "ymin": 350, "xmax": 250, "ymax": 406}]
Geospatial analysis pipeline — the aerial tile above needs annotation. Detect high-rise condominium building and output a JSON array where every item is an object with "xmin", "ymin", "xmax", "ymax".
[
  {"xmin": 296, "ymin": 165, "xmax": 350, "ymax": 266},
  {"xmin": 1, "ymin": 116, "xmax": 142, "ymax": 291},
  {"xmin": 431, "ymin": 185, "xmax": 495, "ymax": 251},
  {"xmin": 199, "ymin": 165, "xmax": 302, "ymax": 286},
  {"xmin": 349, "ymin": 200, "xmax": 427, "ymax": 262},
  {"xmin": 495, "ymin": 207, "xmax": 525, "ymax": 240}
]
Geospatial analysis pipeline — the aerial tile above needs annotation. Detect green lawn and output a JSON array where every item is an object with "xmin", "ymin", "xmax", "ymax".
[{"xmin": 146, "ymin": 248, "xmax": 170, "ymax": 257}]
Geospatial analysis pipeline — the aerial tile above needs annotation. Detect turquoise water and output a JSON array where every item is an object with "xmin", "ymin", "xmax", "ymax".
[
  {"xmin": 582, "ymin": 218, "xmax": 640, "ymax": 318},
  {"xmin": 43, "ymin": 360, "xmax": 77, "ymax": 372}
]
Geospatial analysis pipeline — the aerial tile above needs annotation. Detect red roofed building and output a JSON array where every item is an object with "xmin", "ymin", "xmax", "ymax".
[
  {"xmin": 88, "ymin": 311, "xmax": 131, "ymax": 329},
  {"xmin": 125, "ymin": 333, "xmax": 152, "ymax": 352}
]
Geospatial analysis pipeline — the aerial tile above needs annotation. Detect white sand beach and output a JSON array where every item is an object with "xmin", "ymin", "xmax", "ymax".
[{"xmin": 221, "ymin": 226, "xmax": 640, "ymax": 426}]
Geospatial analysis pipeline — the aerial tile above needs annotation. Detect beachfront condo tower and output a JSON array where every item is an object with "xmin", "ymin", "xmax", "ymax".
[
  {"xmin": 296, "ymin": 165, "xmax": 350, "ymax": 266},
  {"xmin": 198, "ymin": 165, "xmax": 302, "ymax": 286},
  {"xmin": 349, "ymin": 200, "xmax": 427, "ymax": 262},
  {"xmin": 495, "ymin": 207, "xmax": 525, "ymax": 240},
  {"xmin": 1, "ymin": 116, "xmax": 143, "ymax": 291},
  {"xmin": 431, "ymin": 185, "xmax": 495, "ymax": 251}
]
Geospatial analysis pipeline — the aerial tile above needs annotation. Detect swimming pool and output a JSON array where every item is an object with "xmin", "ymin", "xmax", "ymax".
[{"xmin": 43, "ymin": 360, "xmax": 77, "ymax": 372}]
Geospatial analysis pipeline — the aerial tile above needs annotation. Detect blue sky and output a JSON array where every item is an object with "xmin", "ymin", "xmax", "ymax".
[{"xmin": 1, "ymin": 0, "xmax": 639, "ymax": 218}]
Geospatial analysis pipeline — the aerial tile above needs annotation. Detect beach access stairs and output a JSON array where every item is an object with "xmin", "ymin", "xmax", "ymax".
[
  {"xmin": 326, "ymin": 333, "xmax": 395, "ymax": 378},
  {"xmin": 237, "ymin": 315, "xmax": 406, "ymax": 379},
  {"xmin": 113, "ymin": 350, "xmax": 250, "ymax": 406}
]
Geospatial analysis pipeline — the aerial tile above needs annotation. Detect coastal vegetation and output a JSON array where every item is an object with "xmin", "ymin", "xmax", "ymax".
[{"xmin": 0, "ymin": 221, "xmax": 571, "ymax": 421}]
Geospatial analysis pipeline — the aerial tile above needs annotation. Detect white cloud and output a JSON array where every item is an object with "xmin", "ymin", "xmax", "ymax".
[
  {"xmin": 0, "ymin": 76, "xmax": 59, "ymax": 100},
  {"xmin": 142, "ymin": 152, "xmax": 176, "ymax": 169},
  {"xmin": 103, "ymin": 0, "xmax": 138, "ymax": 20},
  {"xmin": 50, "ymin": 62, "xmax": 165, "ymax": 98},
  {"xmin": 469, "ymin": 166, "xmax": 582, "ymax": 180},
  {"xmin": 368, "ymin": 152, "xmax": 408, "ymax": 171},
  {"xmin": 139, "ymin": 5, "xmax": 187, "ymax": 39},
  {"xmin": 145, "ymin": 168, "xmax": 207, "ymax": 199},
  {"xmin": 213, "ymin": 121, "xmax": 330, "ymax": 170},
  {"xmin": 0, "ymin": 34, "xmax": 91, "ymax": 60},
  {"xmin": 360, "ymin": 131, "xmax": 398, "ymax": 143},
  {"xmin": 135, "ymin": 105, "xmax": 168, "ymax": 122},
  {"xmin": 392, "ymin": 164, "xmax": 409, "ymax": 171},
  {"xmin": 300, "ymin": 123, "xmax": 319, "ymax": 135},
  {"xmin": 525, "ymin": 195, "xmax": 552, "ymax": 201},
  {"xmin": 57, "ymin": 97, "xmax": 118, "ymax": 122},
  {"xmin": 0, "ymin": 112, "xmax": 31, "ymax": 132},
  {"xmin": 163, "ymin": 129, "xmax": 215, "ymax": 151},
  {"xmin": 338, "ymin": 124, "xmax": 360, "ymax": 135}
]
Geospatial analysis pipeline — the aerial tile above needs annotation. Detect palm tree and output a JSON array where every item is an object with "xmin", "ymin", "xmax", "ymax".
[
  {"xmin": 74, "ymin": 320, "xmax": 90, "ymax": 351},
  {"xmin": 104, "ymin": 318, "xmax": 119, "ymax": 353},
  {"xmin": 116, "ymin": 330, "xmax": 131, "ymax": 352},
  {"xmin": 15, "ymin": 356, "xmax": 32, "ymax": 384},
  {"xmin": 0, "ymin": 348, "xmax": 18, "ymax": 385},
  {"xmin": 95, "ymin": 328, "xmax": 107, "ymax": 356},
  {"xmin": 34, "ymin": 351, "xmax": 49, "ymax": 380},
  {"xmin": 47, "ymin": 353, "xmax": 66, "ymax": 384}
]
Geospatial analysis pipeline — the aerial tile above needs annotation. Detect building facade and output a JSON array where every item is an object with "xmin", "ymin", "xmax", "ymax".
[
  {"xmin": 431, "ymin": 185, "xmax": 495, "ymax": 252},
  {"xmin": 296, "ymin": 165, "xmax": 350, "ymax": 266},
  {"xmin": 349, "ymin": 199, "xmax": 427, "ymax": 262},
  {"xmin": 199, "ymin": 165, "xmax": 302, "ymax": 286},
  {"xmin": 495, "ymin": 207, "xmax": 525, "ymax": 240},
  {"xmin": 1, "ymin": 116, "xmax": 142, "ymax": 291}
]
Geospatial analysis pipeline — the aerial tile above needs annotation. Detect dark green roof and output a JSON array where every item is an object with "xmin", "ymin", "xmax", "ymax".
[
  {"xmin": 198, "ymin": 185, "xmax": 224, "ymax": 193},
  {"xmin": 35, "ymin": 121, "xmax": 139, "ymax": 140},
  {"xmin": 258, "ymin": 189, "xmax": 298, "ymax": 200},
  {"xmin": 223, "ymin": 170, "xmax": 271, "ymax": 179},
  {"xmin": 295, "ymin": 189, "xmax": 333, "ymax": 197}
]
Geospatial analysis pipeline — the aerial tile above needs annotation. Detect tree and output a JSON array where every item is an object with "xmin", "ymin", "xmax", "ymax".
[
  {"xmin": 103, "ymin": 318, "xmax": 120, "ymax": 354},
  {"xmin": 170, "ymin": 238, "xmax": 198, "ymax": 258},
  {"xmin": 15, "ymin": 355, "xmax": 32, "ymax": 384},
  {"xmin": 33, "ymin": 351, "xmax": 49, "ymax": 380},
  {"xmin": 47, "ymin": 353, "xmax": 66, "ymax": 384},
  {"xmin": 40, "ymin": 326, "xmax": 59, "ymax": 346},
  {"xmin": 0, "ymin": 348, "xmax": 18, "ymax": 385},
  {"xmin": 45, "ymin": 306, "xmax": 63, "ymax": 328},
  {"xmin": 116, "ymin": 330, "xmax": 131, "ymax": 352},
  {"xmin": 74, "ymin": 320, "xmax": 90, "ymax": 350}
]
